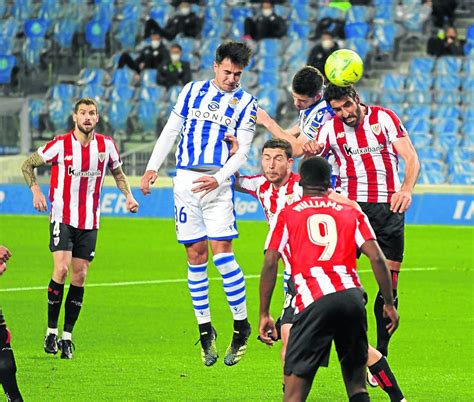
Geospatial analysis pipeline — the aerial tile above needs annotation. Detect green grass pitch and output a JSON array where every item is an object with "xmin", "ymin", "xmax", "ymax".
[{"xmin": 0, "ymin": 215, "xmax": 473, "ymax": 401}]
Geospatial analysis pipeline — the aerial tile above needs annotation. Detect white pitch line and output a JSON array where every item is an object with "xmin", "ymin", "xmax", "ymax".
[{"xmin": 0, "ymin": 267, "xmax": 438, "ymax": 293}]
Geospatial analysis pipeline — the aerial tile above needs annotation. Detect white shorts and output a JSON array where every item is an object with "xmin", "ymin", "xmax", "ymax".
[{"xmin": 172, "ymin": 169, "xmax": 239, "ymax": 244}]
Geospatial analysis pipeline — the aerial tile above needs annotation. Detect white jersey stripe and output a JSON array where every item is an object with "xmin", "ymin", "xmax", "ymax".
[
  {"xmin": 311, "ymin": 266, "xmax": 337, "ymax": 295},
  {"xmin": 333, "ymin": 265, "xmax": 357, "ymax": 290}
]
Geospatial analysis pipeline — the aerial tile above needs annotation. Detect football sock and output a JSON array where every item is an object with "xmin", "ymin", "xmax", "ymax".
[
  {"xmin": 188, "ymin": 262, "xmax": 210, "ymax": 324},
  {"xmin": 64, "ymin": 284, "xmax": 84, "ymax": 333},
  {"xmin": 61, "ymin": 331, "xmax": 72, "ymax": 341},
  {"xmin": 374, "ymin": 271, "xmax": 399, "ymax": 356},
  {"xmin": 198, "ymin": 322, "xmax": 212, "ymax": 336},
  {"xmin": 349, "ymin": 392, "xmax": 370, "ymax": 402},
  {"xmin": 47, "ymin": 279, "xmax": 64, "ymax": 329},
  {"xmin": 213, "ymin": 253, "xmax": 247, "ymax": 320},
  {"xmin": 369, "ymin": 356, "xmax": 404, "ymax": 401},
  {"xmin": 0, "ymin": 326, "xmax": 23, "ymax": 401}
]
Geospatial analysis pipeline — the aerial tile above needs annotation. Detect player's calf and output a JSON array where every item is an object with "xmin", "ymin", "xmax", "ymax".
[{"xmin": 0, "ymin": 326, "xmax": 23, "ymax": 401}]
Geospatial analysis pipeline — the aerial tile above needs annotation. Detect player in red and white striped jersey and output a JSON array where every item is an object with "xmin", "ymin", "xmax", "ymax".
[
  {"xmin": 21, "ymin": 98, "xmax": 139, "ymax": 359},
  {"xmin": 259, "ymin": 157, "xmax": 400, "ymax": 402},
  {"xmin": 312, "ymin": 84, "xmax": 420, "ymax": 358}
]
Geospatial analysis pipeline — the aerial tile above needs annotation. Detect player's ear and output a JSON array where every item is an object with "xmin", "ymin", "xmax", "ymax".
[{"xmin": 72, "ymin": 113, "xmax": 77, "ymax": 123}]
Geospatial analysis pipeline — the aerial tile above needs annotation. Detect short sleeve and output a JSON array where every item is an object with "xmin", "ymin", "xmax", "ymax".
[
  {"xmin": 235, "ymin": 98, "xmax": 257, "ymax": 134},
  {"xmin": 354, "ymin": 211, "xmax": 376, "ymax": 248},
  {"xmin": 37, "ymin": 137, "xmax": 60, "ymax": 163},
  {"xmin": 382, "ymin": 108, "xmax": 408, "ymax": 144},
  {"xmin": 267, "ymin": 210, "xmax": 289, "ymax": 254},
  {"xmin": 107, "ymin": 138, "xmax": 123, "ymax": 170},
  {"xmin": 238, "ymin": 175, "xmax": 262, "ymax": 198}
]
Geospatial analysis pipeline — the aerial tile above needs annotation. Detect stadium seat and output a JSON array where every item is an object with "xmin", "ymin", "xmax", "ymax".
[
  {"xmin": 433, "ymin": 118, "xmax": 461, "ymax": 136},
  {"xmin": 0, "ymin": 55, "xmax": 17, "ymax": 85},
  {"xmin": 464, "ymin": 24, "xmax": 474, "ymax": 55},
  {"xmin": 405, "ymin": 104, "xmax": 431, "ymax": 119},
  {"xmin": 406, "ymin": 75, "xmax": 433, "ymax": 91},
  {"xmin": 141, "ymin": 69, "xmax": 158, "ymax": 88},
  {"xmin": 433, "ymin": 90, "xmax": 462, "ymax": 105},
  {"xmin": 461, "ymin": 119, "xmax": 474, "ymax": 138},
  {"xmin": 0, "ymin": 18, "xmax": 19, "ymax": 54},
  {"xmin": 344, "ymin": 22, "xmax": 371, "ymax": 39},
  {"xmin": 259, "ymin": 39, "xmax": 282, "ymax": 59},
  {"xmin": 77, "ymin": 68, "xmax": 107, "ymax": 86},
  {"xmin": 149, "ymin": 4, "xmax": 172, "ymax": 26},
  {"xmin": 346, "ymin": 5, "xmax": 371, "ymax": 23},
  {"xmin": 95, "ymin": 0, "xmax": 115, "ymax": 24},
  {"xmin": 288, "ymin": 21, "xmax": 311, "ymax": 40},
  {"xmin": 12, "ymin": 0, "xmax": 32, "ymax": 22},
  {"xmin": 258, "ymin": 72, "xmax": 279, "ymax": 89},
  {"xmin": 406, "ymin": 91, "xmax": 432, "ymax": 104},
  {"xmin": 80, "ymin": 84, "xmax": 106, "ymax": 103},
  {"xmin": 22, "ymin": 37, "xmax": 47, "ymax": 67},
  {"xmin": 462, "ymin": 56, "xmax": 474, "ymax": 75},
  {"xmin": 409, "ymin": 133, "xmax": 432, "ymax": 147},
  {"xmin": 48, "ymin": 83, "xmax": 77, "ymax": 101},
  {"xmin": 404, "ymin": 117, "xmax": 431, "ymax": 136},
  {"xmin": 432, "ymin": 105, "xmax": 461, "ymax": 121},
  {"xmin": 417, "ymin": 146, "xmax": 445, "ymax": 161},
  {"xmin": 29, "ymin": 98, "xmax": 47, "ymax": 131},
  {"xmin": 200, "ymin": 39, "xmax": 220, "ymax": 70},
  {"xmin": 446, "ymin": 148, "xmax": 473, "ymax": 165},
  {"xmin": 115, "ymin": 17, "xmax": 139, "ymax": 50},
  {"xmin": 48, "ymin": 99, "xmax": 73, "ymax": 131},
  {"xmin": 106, "ymin": 101, "xmax": 133, "ymax": 132},
  {"xmin": 379, "ymin": 91, "xmax": 406, "ymax": 104},
  {"xmin": 433, "ymin": 75, "xmax": 461, "ymax": 91},
  {"xmin": 384, "ymin": 102, "xmax": 404, "ymax": 118},
  {"xmin": 138, "ymin": 86, "xmax": 165, "ymax": 102},
  {"xmin": 417, "ymin": 171, "xmax": 446, "ymax": 184},
  {"xmin": 409, "ymin": 56, "xmax": 435, "ymax": 76},
  {"xmin": 461, "ymin": 75, "xmax": 474, "ymax": 91},
  {"xmin": 53, "ymin": 19, "xmax": 79, "ymax": 50},
  {"xmin": 38, "ymin": 0, "xmax": 61, "ymax": 24},
  {"xmin": 108, "ymin": 86, "xmax": 135, "ymax": 102},
  {"xmin": 373, "ymin": 21, "xmax": 399, "ymax": 54},
  {"xmin": 434, "ymin": 56, "xmax": 463, "ymax": 76},
  {"xmin": 258, "ymin": 87, "xmax": 279, "ymax": 118},
  {"xmin": 111, "ymin": 68, "xmax": 135, "ymax": 87},
  {"xmin": 345, "ymin": 38, "xmax": 371, "ymax": 61},
  {"xmin": 357, "ymin": 88, "xmax": 378, "ymax": 104},
  {"xmin": 134, "ymin": 100, "xmax": 160, "ymax": 133},
  {"xmin": 436, "ymin": 134, "xmax": 462, "ymax": 149},
  {"xmin": 381, "ymin": 73, "xmax": 406, "ymax": 91},
  {"xmin": 449, "ymin": 172, "xmax": 473, "ymax": 185},
  {"xmin": 317, "ymin": 6, "xmax": 345, "ymax": 21},
  {"xmin": 230, "ymin": 7, "xmax": 252, "ymax": 40},
  {"xmin": 85, "ymin": 18, "xmax": 111, "ymax": 50},
  {"xmin": 373, "ymin": 0, "xmax": 396, "ymax": 21}
]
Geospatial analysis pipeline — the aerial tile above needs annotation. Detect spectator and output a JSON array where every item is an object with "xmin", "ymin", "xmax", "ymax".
[
  {"xmin": 145, "ymin": 1, "xmax": 202, "ymax": 41},
  {"xmin": 157, "ymin": 44, "xmax": 192, "ymax": 90},
  {"xmin": 432, "ymin": 0, "xmax": 457, "ymax": 28},
  {"xmin": 117, "ymin": 30, "xmax": 170, "ymax": 78},
  {"xmin": 427, "ymin": 26, "xmax": 464, "ymax": 56},
  {"xmin": 243, "ymin": 1, "xmax": 287, "ymax": 41},
  {"xmin": 307, "ymin": 32, "xmax": 339, "ymax": 79}
]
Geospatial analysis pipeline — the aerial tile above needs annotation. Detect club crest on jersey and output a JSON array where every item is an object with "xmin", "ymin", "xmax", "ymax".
[
  {"xmin": 228, "ymin": 97, "xmax": 239, "ymax": 108},
  {"xmin": 286, "ymin": 194, "xmax": 295, "ymax": 204},
  {"xmin": 336, "ymin": 131, "xmax": 345, "ymax": 139},
  {"xmin": 53, "ymin": 237, "xmax": 59, "ymax": 246},
  {"xmin": 98, "ymin": 152, "xmax": 105, "ymax": 162},
  {"xmin": 208, "ymin": 101, "xmax": 220, "ymax": 111},
  {"xmin": 371, "ymin": 123, "xmax": 382, "ymax": 135}
]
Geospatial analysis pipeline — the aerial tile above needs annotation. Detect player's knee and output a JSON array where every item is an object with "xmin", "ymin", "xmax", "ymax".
[
  {"xmin": 71, "ymin": 270, "xmax": 87, "ymax": 286},
  {"xmin": 54, "ymin": 264, "xmax": 69, "ymax": 281}
]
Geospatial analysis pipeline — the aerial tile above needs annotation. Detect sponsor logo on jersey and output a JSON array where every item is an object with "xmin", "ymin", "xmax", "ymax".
[
  {"xmin": 189, "ymin": 108, "xmax": 233, "ymax": 126},
  {"xmin": 343, "ymin": 143, "xmax": 385, "ymax": 156},
  {"xmin": 68, "ymin": 166, "xmax": 102, "ymax": 177},
  {"xmin": 371, "ymin": 123, "xmax": 382, "ymax": 135},
  {"xmin": 208, "ymin": 101, "xmax": 220, "ymax": 111},
  {"xmin": 64, "ymin": 155, "xmax": 73, "ymax": 161},
  {"xmin": 98, "ymin": 152, "xmax": 105, "ymax": 162},
  {"xmin": 199, "ymin": 90, "xmax": 206, "ymax": 97},
  {"xmin": 336, "ymin": 131, "xmax": 345, "ymax": 139}
]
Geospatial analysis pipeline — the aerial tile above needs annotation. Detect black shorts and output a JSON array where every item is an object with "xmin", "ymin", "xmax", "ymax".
[
  {"xmin": 284, "ymin": 288, "xmax": 368, "ymax": 379},
  {"xmin": 358, "ymin": 202, "xmax": 405, "ymax": 263},
  {"xmin": 0, "ymin": 309, "xmax": 4, "ymax": 326},
  {"xmin": 49, "ymin": 222, "xmax": 98, "ymax": 262},
  {"xmin": 281, "ymin": 276, "xmax": 296, "ymax": 325}
]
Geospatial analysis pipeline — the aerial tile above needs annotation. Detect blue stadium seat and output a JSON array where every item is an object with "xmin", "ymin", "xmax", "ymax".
[
  {"xmin": 259, "ymin": 39, "xmax": 282, "ymax": 59},
  {"xmin": 258, "ymin": 72, "xmax": 279, "ymax": 89},
  {"xmin": 448, "ymin": 161, "xmax": 473, "ymax": 176},
  {"xmin": 108, "ymin": 86, "xmax": 135, "ymax": 102},
  {"xmin": 410, "ymin": 134, "xmax": 432, "ymax": 148},
  {"xmin": 48, "ymin": 99, "xmax": 73, "ymax": 131},
  {"xmin": 379, "ymin": 91, "xmax": 406, "ymax": 104},
  {"xmin": 85, "ymin": 18, "xmax": 111, "ymax": 50},
  {"xmin": 77, "ymin": 68, "xmax": 107, "ymax": 86},
  {"xmin": 345, "ymin": 38, "xmax": 371, "ymax": 61},
  {"xmin": 95, "ymin": 0, "xmax": 115, "ymax": 24},
  {"xmin": 461, "ymin": 76, "xmax": 474, "ymax": 91},
  {"xmin": 423, "ymin": 160, "xmax": 446, "ymax": 174},
  {"xmin": 346, "ymin": 5, "xmax": 371, "ymax": 23},
  {"xmin": 288, "ymin": 21, "xmax": 311, "ymax": 40},
  {"xmin": 417, "ymin": 171, "xmax": 446, "ymax": 185},
  {"xmin": 464, "ymin": 24, "xmax": 474, "ymax": 56},
  {"xmin": 12, "ymin": 0, "xmax": 32, "ymax": 22},
  {"xmin": 417, "ymin": 146, "xmax": 445, "ymax": 161},
  {"xmin": 357, "ymin": 88, "xmax": 378, "ymax": 104},
  {"xmin": 344, "ymin": 22, "xmax": 370, "ymax": 39},
  {"xmin": 436, "ymin": 134, "xmax": 462, "ymax": 149},
  {"xmin": 49, "ymin": 83, "xmax": 77, "ymax": 100},
  {"xmin": 461, "ymin": 119, "xmax": 474, "ymax": 138},
  {"xmin": 111, "ymin": 68, "xmax": 135, "ymax": 87},
  {"xmin": 405, "ymin": 104, "xmax": 431, "ymax": 119},
  {"xmin": 432, "ymin": 105, "xmax": 461, "ymax": 121},
  {"xmin": 258, "ymin": 87, "xmax": 279, "ymax": 118},
  {"xmin": 22, "ymin": 38, "xmax": 47, "ymax": 67},
  {"xmin": 166, "ymin": 85, "xmax": 182, "ymax": 104},
  {"xmin": 29, "ymin": 98, "xmax": 46, "ymax": 131},
  {"xmin": 141, "ymin": 69, "xmax": 158, "ymax": 88},
  {"xmin": 317, "ymin": 6, "xmax": 345, "ymax": 21},
  {"xmin": 409, "ymin": 56, "xmax": 435, "ymax": 76},
  {"xmin": 404, "ymin": 117, "xmax": 431, "ymax": 135},
  {"xmin": 432, "ymin": 118, "xmax": 460, "ymax": 136},
  {"xmin": 384, "ymin": 103, "xmax": 404, "ymax": 118},
  {"xmin": 138, "ymin": 86, "xmax": 165, "ymax": 102},
  {"xmin": 107, "ymin": 101, "xmax": 132, "ymax": 132},
  {"xmin": 449, "ymin": 172, "xmax": 473, "ymax": 185},
  {"xmin": 53, "ymin": 19, "xmax": 79, "ymax": 50},
  {"xmin": 406, "ymin": 75, "xmax": 433, "ymax": 91},
  {"xmin": 134, "ymin": 100, "xmax": 159, "ymax": 133},
  {"xmin": 373, "ymin": 21, "xmax": 399, "ymax": 53},
  {"xmin": 150, "ymin": 4, "xmax": 172, "ymax": 26},
  {"xmin": 434, "ymin": 75, "xmax": 461, "ymax": 91},
  {"xmin": 289, "ymin": 3, "xmax": 313, "ymax": 22},
  {"xmin": 0, "ymin": 55, "xmax": 17, "ymax": 84},
  {"xmin": 80, "ymin": 84, "xmax": 106, "ymax": 103},
  {"xmin": 230, "ymin": 7, "xmax": 252, "ymax": 39},
  {"xmin": 38, "ymin": 0, "xmax": 61, "ymax": 24},
  {"xmin": 25, "ymin": 19, "xmax": 48, "ymax": 40},
  {"xmin": 406, "ymin": 91, "xmax": 432, "ymax": 104},
  {"xmin": 373, "ymin": 0, "xmax": 395, "ymax": 21},
  {"xmin": 433, "ymin": 90, "xmax": 461, "ymax": 105},
  {"xmin": 200, "ymin": 39, "xmax": 220, "ymax": 70},
  {"xmin": 0, "ymin": 18, "xmax": 19, "ymax": 54},
  {"xmin": 462, "ymin": 56, "xmax": 474, "ymax": 75},
  {"xmin": 381, "ymin": 73, "xmax": 406, "ymax": 91},
  {"xmin": 115, "ymin": 16, "xmax": 139, "ymax": 50},
  {"xmin": 434, "ymin": 56, "xmax": 463, "ymax": 76}
]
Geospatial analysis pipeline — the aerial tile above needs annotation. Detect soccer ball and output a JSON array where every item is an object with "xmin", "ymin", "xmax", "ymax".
[{"xmin": 324, "ymin": 49, "xmax": 364, "ymax": 87}]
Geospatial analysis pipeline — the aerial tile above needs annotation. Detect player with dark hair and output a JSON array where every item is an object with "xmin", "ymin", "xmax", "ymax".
[
  {"xmin": 0, "ymin": 246, "xmax": 23, "ymax": 401},
  {"xmin": 259, "ymin": 156, "xmax": 400, "ymax": 402},
  {"xmin": 141, "ymin": 41, "xmax": 257, "ymax": 367},
  {"xmin": 312, "ymin": 84, "xmax": 420, "ymax": 358},
  {"xmin": 21, "ymin": 98, "xmax": 139, "ymax": 359},
  {"xmin": 257, "ymin": 66, "xmax": 332, "ymax": 158}
]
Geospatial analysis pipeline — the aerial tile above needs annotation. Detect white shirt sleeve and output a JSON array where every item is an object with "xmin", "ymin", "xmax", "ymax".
[
  {"xmin": 213, "ymin": 129, "xmax": 254, "ymax": 185},
  {"xmin": 145, "ymin": 111, "xmax": 184, "ymax": 172}
]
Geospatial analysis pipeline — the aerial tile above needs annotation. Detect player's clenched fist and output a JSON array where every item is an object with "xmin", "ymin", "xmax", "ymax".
[{"xmin": 140, "ymin": 170, "xmax": 158, "ymax": 196}]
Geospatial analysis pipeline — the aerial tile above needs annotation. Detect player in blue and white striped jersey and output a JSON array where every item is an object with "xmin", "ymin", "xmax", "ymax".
[{"xmin": 141, "ymin": 41, "xmax": 256, "ymax": 367}]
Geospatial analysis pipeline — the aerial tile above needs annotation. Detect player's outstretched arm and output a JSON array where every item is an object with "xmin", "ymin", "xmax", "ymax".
[
  {"xmin": 361, "ymin": 240, "xmax": 399, "ymax": 335},
  {"xmin": 111, "ymin": 166, "xmax": 139, "ymax": 213},
  {"xmin": 21, "ymin": 152, "xmax": 48, "ymax": 212},
  {"xmin": 259, "ymin": 249, "xmax": 280, "ymax": 346},
  {"xmin": 391, "ymin": 136, "xmax": 420, "ymax": 213}
]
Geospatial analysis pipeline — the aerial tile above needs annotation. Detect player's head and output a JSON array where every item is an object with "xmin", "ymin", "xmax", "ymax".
[
  {"xmin": 214, "ymin": 41, "xmax": 252, "ymax": 92},
  {"xmin": 261, "ymin": 139, "xmax": 293, "ymax": 185},
  {"xmin": 291, "ymin": 66, "xmax": 324, "ymax": 110},
  {"xmin": 324, "ymin": 83, "xmax": 362, "ymax": 128},
  {"xmin": 299, "ymin": 156, "xmax": 331, "ymax": 194},
  {"xmin": 73, "ymin": 97, "xmax": 99, "ymax": 135}
]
